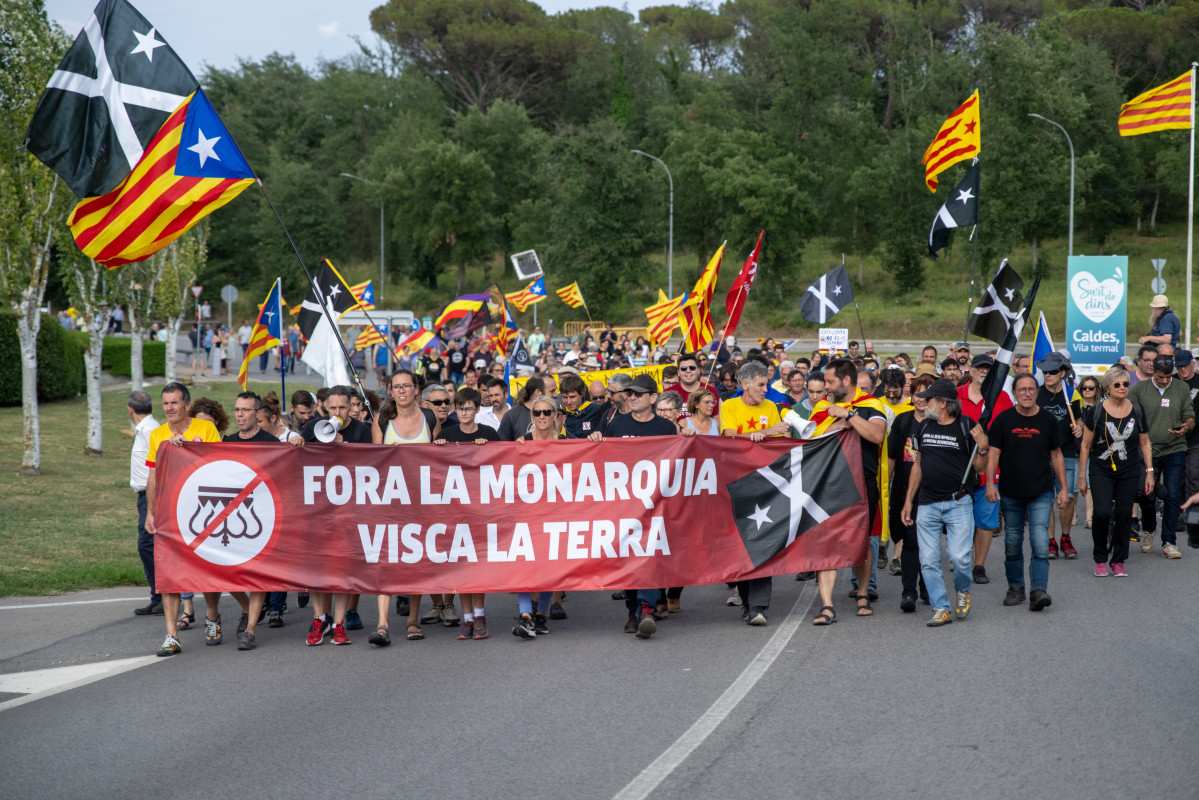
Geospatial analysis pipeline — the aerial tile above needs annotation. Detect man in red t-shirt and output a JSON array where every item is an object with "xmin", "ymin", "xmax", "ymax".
[
  {"xmin": 665, "ymin": 352, "xmax": 718, "ymax": 416},
  {"xmin": 955, "ymin": 354, "xmax": 1013, "ymax": 585}
]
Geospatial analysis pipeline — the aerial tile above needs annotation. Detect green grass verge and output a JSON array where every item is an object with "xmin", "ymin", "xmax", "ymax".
[{"xmin": 0, "ymin": 378, "xmax": 321, "ymax": 597}]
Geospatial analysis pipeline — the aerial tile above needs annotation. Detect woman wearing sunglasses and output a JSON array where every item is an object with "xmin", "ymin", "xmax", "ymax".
[
  {"xmin": 1077, "ymin": 367, "xmax": 1153, "ymax": 577},
  {"xmin": 511, "ymin": 396, "xmax": 566, "ymax": 639},
  {"xmin": 369, "ymin": 371, "xmax": 443, "ymax": 646},
  {"xmin": 1077, "ymin": 375, "xmax": 1102, "ymax": 528}
]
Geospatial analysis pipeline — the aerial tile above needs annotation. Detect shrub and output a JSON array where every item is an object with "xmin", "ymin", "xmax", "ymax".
[
  {"xmin": 0, "ymin": 311, "xmax": 85, "ymax": 406},
  {"xmin": 102, "ymin": 336, "xmax": 166, "ymax": 377}
]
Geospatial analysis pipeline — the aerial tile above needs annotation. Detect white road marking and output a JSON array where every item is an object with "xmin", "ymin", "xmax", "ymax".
[
  {"xmin": 0, "ymin": 656, "xmax": 162, "ymax": 713},
  {"xmin": 612, "ymin": 583, "xmax": 820, "ymax": 800},
  {"xmin": 0, "ymin": 597, "xmax": 145, "ymax": 611}
]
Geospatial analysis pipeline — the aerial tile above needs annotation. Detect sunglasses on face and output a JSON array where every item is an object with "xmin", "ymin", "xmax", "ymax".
[
  {"xmin": 427, "ymin": 398, "xmax": 450, "ymax": 407},
  {"xmin": 1046, "ymin": 367, "xmax": 1066, "ymax": 375},
  {"xmin": 1112, "ymin": 381, "xmax": 1129, "ymax": 388},
  {"xmin": 679, "ymin": 365, "xmax": 698, "ymax": 372},
  {"xmin": 531, "ymin": 408, "xmax": 555, "ymax": 417},
  {"xmin": 1081, "ymin": 386, "xmax": 1096, "ymax": 392}
]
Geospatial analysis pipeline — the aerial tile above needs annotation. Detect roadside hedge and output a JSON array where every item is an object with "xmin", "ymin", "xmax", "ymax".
[
  {"xmin": 102, "ymin": 336, "xmax": 166, "ymax": 377},
  {"xmin": 0, "ymin": 311, "xmax": 86, "ymax": 406}
]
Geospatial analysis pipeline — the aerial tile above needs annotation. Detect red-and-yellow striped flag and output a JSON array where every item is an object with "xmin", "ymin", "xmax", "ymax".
[
  {"xmin": 645, "ymin": 289, "xmax": 684, "ymax": 347},
  {"xmin": 354, "ymin": 325, "xmax": 387, "ymax": 351},
  {"xmin": 921, "ymin": 91, "xmax": 980, "ymax": 193},
  {"xmin": 67, "ymin": 89, "xmax": 254, "ymax": 268},
  {"xmin": 237, "ymin": 279, "xmax": 282, "ymax": 389},
  {"xmin": 556, "ymin": 281, "xmax": 586, "ymax": 309},
  {"xmin": 676, "ymin": 244, "xmax": 723, "ymax": 351},
  {"xmin": 349, "ymin": 280, "xmax": 375, "ymax": 310},
  {"xmin": 1119, "ymin": 71, "xmax": 1193, "ymax": 136}
]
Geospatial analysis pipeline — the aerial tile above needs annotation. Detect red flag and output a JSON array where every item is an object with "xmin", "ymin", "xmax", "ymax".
[{"xmin": 724, "ymin": 230, "xmax": 763, "ymax": 338}]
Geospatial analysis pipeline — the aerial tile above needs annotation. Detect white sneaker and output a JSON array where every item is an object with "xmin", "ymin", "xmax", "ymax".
[
  {"xmin": 1163, "ymin": 543, "xmax": 1182, "ymax": 559},
  {"xmin": 726, "ymin": 588, "xmax": 742, "ymax": 606},
  {"xmin": 1140, "ymin": 532, "xmax": 1154, "ymax": 554}
]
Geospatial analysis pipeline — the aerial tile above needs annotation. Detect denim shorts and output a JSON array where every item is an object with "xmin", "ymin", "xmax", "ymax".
[
  {"xmin": 973, "ymin": 485, "xmax": 998, "ymax": 530},
  {"xmin": 1054, "ymin": 456, "xmax": 1079, "ymax": 497}
]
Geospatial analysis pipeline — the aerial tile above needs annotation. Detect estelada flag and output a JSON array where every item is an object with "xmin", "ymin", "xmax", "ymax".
[
  {"xmin": 349, "ymin": 280, "xmax": 375, "ymax": 310},
  {"xmin": 724, "ymin": 230, "xmax": 763, "ymax": 338},
  {"xmin": 1119, "ymin": 70, "xmax": 1193, "ymax": 136},
  {"xmin": 556, "ymin": 282, "xmax": 585, "ymax": 309},
  {"xmin": 237, "ymin": 279, "xmax": 282, "ymax": 389},
  {"xmin": 921, "ymin": 90, "xmax": 980, "ymax": 192},
  {"xmin": 28, "ymin": 1, "xmax": 254, "ymax": 267},
  {"xmin": 506, "ymin": 277, "xmax": 547, "ymax": 312},
  {"xmin": 354, "ymin": 325, "xmax": 388, "ymax": 351}
]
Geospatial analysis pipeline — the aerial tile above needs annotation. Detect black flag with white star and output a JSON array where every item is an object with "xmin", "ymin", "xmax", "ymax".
[
  {"xmin": 968, "ymin": 259, "xmax": 1024, "ymax": 346},
  {"xmin": 298, "ymin": 259, "xmax": 359, "ymax": 341},
  {"xmin": 928, "ymin": 163, "xmax": 979, "ymax": 258},
  {"xmin": 726, "ymin": 434, "xmax": 861, "ymax": 568},
  {"xmin": 25, "ymin": 0, "xmax": 198, "ymax": 198},
  {"xmin": 798, "ymin": 264, "xmax": 854, "ymax": 325},
  {"xmin": 510, "ymin": 334, "xmax": 534, "ymax": 371}
]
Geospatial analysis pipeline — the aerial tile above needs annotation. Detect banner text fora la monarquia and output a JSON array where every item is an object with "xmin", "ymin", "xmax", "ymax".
[{"xmin": 154, "ymin": 432, "xmax": 869, "ymax": 594}]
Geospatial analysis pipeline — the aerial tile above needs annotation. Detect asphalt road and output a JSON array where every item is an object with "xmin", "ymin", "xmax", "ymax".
[{"xmin": 1, "ymin": 536, "xmax": 1196, "ymax": 800}]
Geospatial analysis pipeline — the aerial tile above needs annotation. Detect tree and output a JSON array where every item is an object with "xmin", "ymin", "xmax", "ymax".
[
  {"xmin": 0, "ymin": 0, "xmax": 72, "ymax": 474},
  {"xmin": 369, "ymin": 0, "xmax": 580, "ymax": 113},
  {"xmin": 124, "ymin": 256, "xmax": 164, "ymax": 391},
  {"xmin": 154, "ymin": 226, "xmax": 208, "ymax": 383}
]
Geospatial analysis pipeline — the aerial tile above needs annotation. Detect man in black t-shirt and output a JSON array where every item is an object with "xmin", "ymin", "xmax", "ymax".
[
  {"xmin": 588, "ymin": 374, "xmax": 675, "ymax": 638},
  {"xmin": 421, "ymin": 347, "xmax": 446, "ymax": 384},
  {"xmin": 900, "ymin": 379, "xmax": 989, "ymax": 627},
  {"xmin": 300, "ymin": 386, "xmax": 373, "ymax": 444},
  {"xmin": 446, "ymin": 339, "xmax": 467, "ymax": 387},
  {"xmin": 986, "ymin": 373, "xmax": 1069, "ymax": 612},
  {"xmin": 1035, "ymin": 351, "xmax": 1082, "ymax": 558},
  {"xmin": 886, "ymin": 374, "xmax": 936, "ymax": 611}
]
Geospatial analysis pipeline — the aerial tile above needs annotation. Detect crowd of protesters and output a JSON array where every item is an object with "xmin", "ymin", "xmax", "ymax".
[{"xmin": 130, "ymin": 297, "xmax": 1199, "ymax": 656}]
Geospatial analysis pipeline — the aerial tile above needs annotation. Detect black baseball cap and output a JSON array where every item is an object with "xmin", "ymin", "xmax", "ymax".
[
  {"xmin": 915, "ymin": 378, "xmax": 958, "ymax": 400},
  {"xmin": 626, "ymin": 374, "xmax": 659, "ymax": 394}
]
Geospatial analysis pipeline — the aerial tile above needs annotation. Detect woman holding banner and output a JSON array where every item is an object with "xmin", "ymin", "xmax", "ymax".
[
  {"xmin": 370, "ymin": 370, "xmax": 441, "ymax": 646},
  {"xmin": 511, "ymin": 396, "xmax": 566, "ymax": 638}
]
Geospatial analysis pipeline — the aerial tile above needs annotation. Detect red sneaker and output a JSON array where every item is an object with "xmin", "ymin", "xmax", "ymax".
[
  {"xmin": 1060, "ymin": 534, "xmax": 1078, "ymax": 559},
  {"xmin": 306, "ymin": 617, "xmax": 330, "ymax": 646},
  {"xmin": 331, "ymin": 624, "xmax": 351, "ymax": 645},
  {"xmin": 1047, "ymin": 538, "xmax": 1059, "ymax": 559}
]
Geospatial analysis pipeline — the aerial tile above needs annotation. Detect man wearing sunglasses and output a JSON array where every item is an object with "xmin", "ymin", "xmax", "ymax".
[
  {"xmin": 1129, "ymin": 346, "xmax": 1194, "ymax": 558},
  {"xmin": 1036, "ymin": 352, "xmax": 1083, "ymax": 559},
  {"xmin": 665, "ymin": 352, "xmax": 719, "ymax": 413}
]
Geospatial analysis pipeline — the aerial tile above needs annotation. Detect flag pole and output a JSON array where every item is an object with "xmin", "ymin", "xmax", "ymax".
[
  {"xmin": 852, "ymin": 301, "xmax": 868, "ymax": 346},
  {"xmin": 252, "ymin": 180, "xmax": 372, "ymax": 418},
  {"xmin": 276, "ymin": 278, "xmax": 287, "ymax": 414},
  {"xmin": 1185, "ymin": 61, "xmax": 1196, "ymax": 351},
  {"xmin": 965, "ymin": 224, "xmax": 978, "ymax": 344}
]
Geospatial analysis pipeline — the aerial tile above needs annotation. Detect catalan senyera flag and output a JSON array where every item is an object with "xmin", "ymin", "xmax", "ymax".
[
  {"xmin": 556, "ymin": 281, "xmax": 586, "ymax": 309},
  {"xmin": 355, "ymin": 325, "xmax": 388, "ymax": 351},
  {"xmin": 645, "ymin": 289, "xmax": 685, "ymax": 348},
  {"xmin": 921, "ymin": 91, "xmax": 980, "ymax": 193},
  {"xmin": 237, "ymin": 279, "xmax": 282, "ymax": 389},
  {"xmin": 395, "ymin": 327, "xmax": 438, "ymax": 354},
  {"xmin": 506, "ymin": 277, "xmax": 547, "ymax": 312},
  {"xmin": 66, "ymin": 88, "xmax": 254, "ymax": 267},
  {"xmin": 677, "ymin": 243, "xmax": 724, "ymax": 351},
  {"xmin": 1119, "ymin": 71, "xmax": 1193, "ymax": 136},
  {"xmin": 350, "ymin": 280, "xmax": 376, "ymax": 310}
]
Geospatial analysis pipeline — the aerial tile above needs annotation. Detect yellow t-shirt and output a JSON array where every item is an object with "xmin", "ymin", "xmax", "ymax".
[
  {"xmin": 146, "ymin": 418, "xmax": 221, "ymax": 467},
  {"xmin": 719, "ymin": 397, "xmax": 784, "ymax": 436}
]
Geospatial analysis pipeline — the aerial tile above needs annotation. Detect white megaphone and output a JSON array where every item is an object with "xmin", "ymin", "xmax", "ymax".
[{"xmin": 315, "ymin": 416, "xmax": 344, "ymax": 443}]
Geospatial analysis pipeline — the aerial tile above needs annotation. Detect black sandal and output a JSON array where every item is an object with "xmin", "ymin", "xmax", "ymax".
[
  {"xmin": 406, "ymin": 624, "xmax": 424, "ymax": 641},
  {"xmin": 368, "ymin": 626, "xmax": 390, "ymax": 647},
  {"xmin": 856, "ymin": 597, "xmax": 874, "ymax": 617},
  {"xmin": 177, "ymin": 611, "xmax": 195, "ymax": 630},
  {"xmin": 813, "ymin": 605, "xmax": 837, "ymax": 625}
]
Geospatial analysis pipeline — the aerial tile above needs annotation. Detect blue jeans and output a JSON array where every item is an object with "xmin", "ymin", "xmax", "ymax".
[
  {"xmin": 850, "ymin": 536, "xmax": 879, "ymax": 593},
  {"xmin": 518, "ymin": 592, "xmax": 552, "ymax": 615},
  {"xmin": 136, "ymin": 492, "xmax": 159, "ymax": 604},
  {"xmin": 1142, "ymin": 450, "xmax": 1186, "ymax": 545},
  {"xmin": 1001, "ymin": 493, "xmax": 1052, "ymax": 591},
  {"xmin": 916, "ymin": 495, "xmax": 974, "ymax": 612}
]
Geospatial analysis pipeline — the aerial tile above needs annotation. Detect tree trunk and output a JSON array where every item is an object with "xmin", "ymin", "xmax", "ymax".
[
  {"xmin": 1030, "ymin": 235, "xmax": 1038, "ymax": 274},
  {"xmin": 456, "ymin": 262, "xmax": 466, "ymax": 295},
  {"xmin": 1150, "ymin": 186, "xmax": 1160, "ymax": 233},
  {"xmin": 166, "ymin": 316, "xmax": 182, "ymax": 382},
  {"xmin": 83, "ymin": 322, "xmax": 106, "ymax": 456},
  {"xmin": 129, "ymin": 303, "xmax": 144, "ymax": 391},
  {"xmin": 16, "ymin": 287, "xmax": 41, "ymax": 476}
]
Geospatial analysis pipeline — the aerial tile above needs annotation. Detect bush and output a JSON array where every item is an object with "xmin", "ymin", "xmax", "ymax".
[
  {"xmin": 102, "ymin": 336, "xmax": 166, "ymax": 377},
  {"xmin": 0, "ymin": 311, "xmax": 85, "ymax": 406}
]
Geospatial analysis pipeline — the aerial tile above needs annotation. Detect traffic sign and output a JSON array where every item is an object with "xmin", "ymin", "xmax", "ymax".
[
  {"xmin": 220, "ymin": 285, "xmax": 238, "ymax": 303},
  {"xmin": 1151, "ymin": 259, "xmax": 1167, "ymax": 295},
  {"xmin": 191, "ymin": 286, "xmax": 204, "ymax": 299}
]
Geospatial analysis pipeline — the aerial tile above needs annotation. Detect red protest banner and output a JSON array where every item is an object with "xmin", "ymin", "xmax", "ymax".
[{"xmin": 152, "ymin": 431, "xmax": 869, "ymax": 594}]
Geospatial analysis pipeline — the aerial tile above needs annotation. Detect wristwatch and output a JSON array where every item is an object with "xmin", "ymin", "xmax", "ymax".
[
  {"xmin": 977, "ymin": 448, "xmax": 989, "ymax": 456},
  {"xmin": 846, "ymin": 408, "xmax": 857, "ymax": 419}
]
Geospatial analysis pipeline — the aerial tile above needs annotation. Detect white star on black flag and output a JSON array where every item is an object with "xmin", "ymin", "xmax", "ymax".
[
  {"xmin": 928, "ymin": 163, "xmax": 980, "ymax": 259},
  {"xmin": 798, "ymin": 264, "xmax": 854, "ymax": 325},
  {"xmin": 969, "ymin": 260, "xmax": 1025, "ymax": 346},
  {"xmin": 726, "ymin": 435, "xmax": 861, "ymax": 568}
]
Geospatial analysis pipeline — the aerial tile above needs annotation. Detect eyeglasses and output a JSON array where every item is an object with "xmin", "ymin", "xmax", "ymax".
[
  {"xmin": 1015, "ymin": 386, "xmax": 1038, "ymax": 393},
  {"xmin": 457, "ymin": 405, "xmax": 477, "ymax": 412},
  {"xmin": 1081, "ymin": 386, "xmax": 1096, "ymax": 392},
  {"xmin": 531, "ymin": 408, "xmax": 555, "ymax": 417},
  {"xmin": 1111, "ymin": 382, "xmax": 1129, "ymax": 388},
  {"xmin": 679, "ymin": 365, "xmax": 698, "ymax": 371},
  {"xmin": 391, "ymin": 384, "xmax": 415, "ymax": 391},
  {"xmin": 427, "ymin": 399, "xmax": 450, "ymax": 407},
  {"xmin": 1046, "ymin": 367, "xmax": 1066, "ymax": 375}
]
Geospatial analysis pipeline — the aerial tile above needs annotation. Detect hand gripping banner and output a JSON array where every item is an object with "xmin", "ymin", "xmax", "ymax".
[{"xmin": 153, "ymin": 431, "xmax": 869, "ymax": 594}]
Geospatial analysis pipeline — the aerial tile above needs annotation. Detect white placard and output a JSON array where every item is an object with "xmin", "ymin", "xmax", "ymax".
[{"xmin": 818, "ymin": 328, "xmax": 848, "ymax": 351}]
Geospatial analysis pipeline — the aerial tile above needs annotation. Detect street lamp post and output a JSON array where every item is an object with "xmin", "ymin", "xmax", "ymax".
[
  {"xmin": 1027, "ymin": 114, "xmax": 1075, "ymax": 258},
  {"xmin": 631, "ymin": 149, "xmax": 674, "ymax": 297},
  {"xmin": 339, "ymin": 172, "xmax": 386, "ymax": 306}
]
